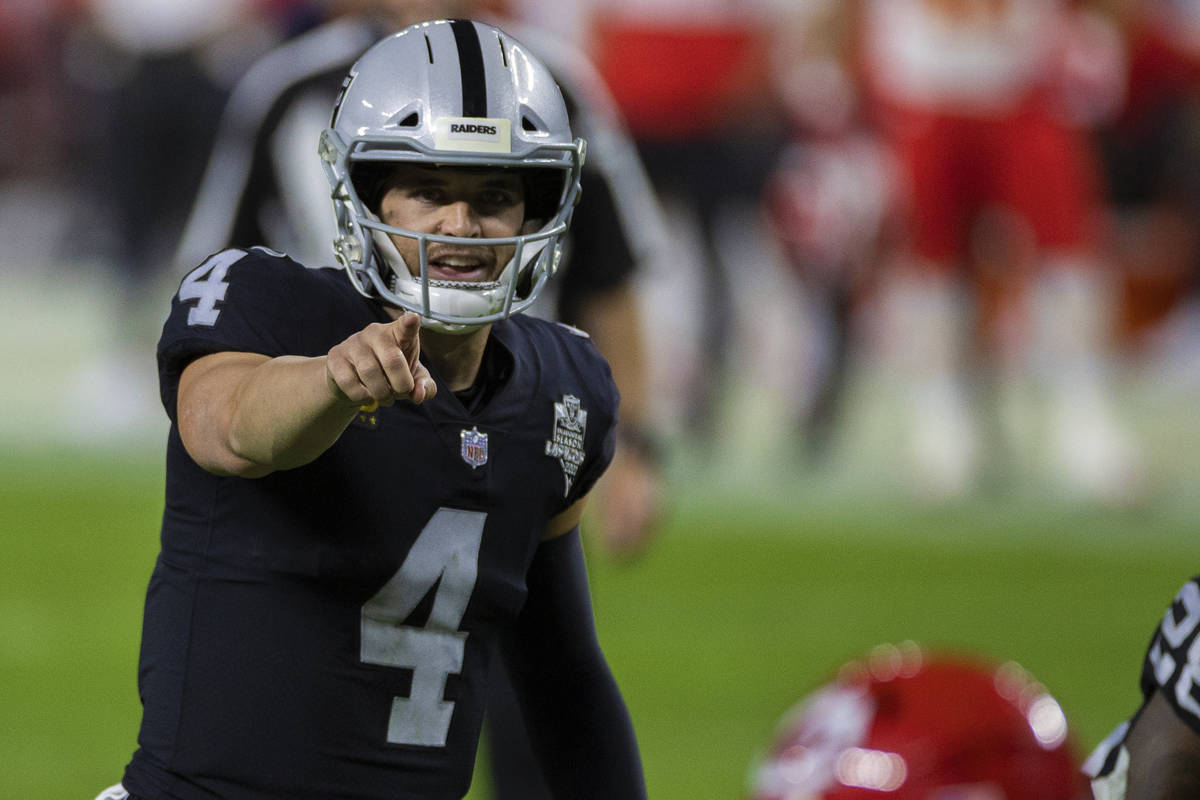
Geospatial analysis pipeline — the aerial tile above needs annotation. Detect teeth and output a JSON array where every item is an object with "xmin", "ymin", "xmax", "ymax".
[{"xmin": 437, "ymin": 257, "xmax": 481, "ymax": 268}]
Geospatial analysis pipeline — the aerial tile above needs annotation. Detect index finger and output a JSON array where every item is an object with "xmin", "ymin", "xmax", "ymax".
[{"xmin": 387, "ymin": 312, "xmax": 422, "ymax": 369}]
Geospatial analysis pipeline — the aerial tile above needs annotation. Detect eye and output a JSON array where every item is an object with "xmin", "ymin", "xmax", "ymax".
[
  {"xmin": 412, "ymin": 186, "xmax": 446, "ymax": 204},
  {"xmin": 478, "ymin": 188, "xmax": 520, "ymax": 209}
]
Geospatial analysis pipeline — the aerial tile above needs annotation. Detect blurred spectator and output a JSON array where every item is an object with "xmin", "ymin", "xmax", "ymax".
[
  {"xmin": 258, "ymin": 0, "xmax": 327, "ymax": 37},
  {"xmin": 582, "ymin": 0, "xmax": 794, "ymax": 438},
  {"xmin": 0, "ymin": 1, "xmax": 82, "ymax": 179},
  {"xmin": 16, "ymin": 0, "xmax": 287, "ymax": 437},
  {"xmin": 76, "ymin": 0, "xmax": 280, "ymax": 290},
  {"xmin": 847, "ymin": 0, "xmax": 1141, "ymax": 502},
  {"xmin": 761, "ymin": 0, "xmax": 901, "ymax": 460},
  {"xmin": 0, "ymin": 0, "xmax": 89, "ymax": 292},
  {"xmin": 762, "ymin": 133, "xmax": 897, "ymax": 460},
  {"xmin": 1099, "ymin": 0, "xmax": 1200, "ymax": 351},
  {"xmin": 747, "ymin": 642, "xmax": 1090, "ymax": 799}
]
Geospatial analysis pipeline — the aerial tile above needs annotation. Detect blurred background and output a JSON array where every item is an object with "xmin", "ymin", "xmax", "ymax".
[{"xmin": 2, "ymin": 0, "xmax": 1199, "ymax": 797}]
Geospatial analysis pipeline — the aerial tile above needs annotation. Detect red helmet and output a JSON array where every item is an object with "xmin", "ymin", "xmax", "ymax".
[{"xmin": 748, "ymin": 644, "xmax": 1090, "ymax": 800}]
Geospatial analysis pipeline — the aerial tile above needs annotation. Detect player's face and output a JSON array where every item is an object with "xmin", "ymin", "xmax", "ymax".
[{"xmin": 379, "ymin": 164, "xmax": 527, "ymax": 284}]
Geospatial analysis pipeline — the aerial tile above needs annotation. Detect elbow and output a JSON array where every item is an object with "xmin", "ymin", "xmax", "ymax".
[
  {"xmin": 189, "ymin": 441, "xmax": 275, "ymax": 478},
  {"xmin": 180, "ymin": 424, "xmax": 275, "ymax": 478},
  {"xmin": 187, "ymin": 420, "xmax": 325, "ymax": 477},
  {"xmin": 223, "ymin": 427, "xmax": 276, "ymax": 477},
  {"xmin": 210, "ymin": 457, "xmax": 275, "ymax": 479}
]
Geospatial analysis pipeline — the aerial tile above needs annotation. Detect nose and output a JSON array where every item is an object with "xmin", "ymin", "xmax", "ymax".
[{"xmin": 436, "ymin": 201, "xmax": 480, "ymax": 238}]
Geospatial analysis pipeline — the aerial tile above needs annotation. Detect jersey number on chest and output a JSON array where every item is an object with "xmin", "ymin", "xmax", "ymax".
[{"xmin": 360, "ymin": 507, "xmax": 486, "ymax": 747}]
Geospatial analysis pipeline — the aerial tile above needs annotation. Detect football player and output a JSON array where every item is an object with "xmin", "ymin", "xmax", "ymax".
[
  {"xmin": 175, "ymin": 0, "xmax": 668, "ymax": 561},
  {"xmin": 93, "ymin": 20, "xmax": 645, "ymax": 800},
  {"xmin": 1085, "ymin": 575, "xmax": 1200, "ymax": 799},
  {"xmin": 747, "ymin": 642, "xmax": 1090, "ymax": 799}
]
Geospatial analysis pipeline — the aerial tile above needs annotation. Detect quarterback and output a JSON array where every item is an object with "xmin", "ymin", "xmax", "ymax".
[{"xmin": 95, "ymin": 19, "xmax": 645, "ymax": 800}]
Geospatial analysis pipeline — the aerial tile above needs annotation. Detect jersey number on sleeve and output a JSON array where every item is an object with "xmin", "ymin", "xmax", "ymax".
[
  {"xmin": 360, "ymin": 508, "xmax": 486, "ymax": 747},
  {"xmin": 179, "ymin": 248, "xmax": 246, "ymax": 326}
]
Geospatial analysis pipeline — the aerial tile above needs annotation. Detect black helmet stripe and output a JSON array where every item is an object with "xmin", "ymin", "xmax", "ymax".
[{"xmin": 449, "ymin": 19, "xmax": 487, "ymax": 117}]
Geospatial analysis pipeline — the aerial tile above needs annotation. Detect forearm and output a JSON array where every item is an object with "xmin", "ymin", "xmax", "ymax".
[
  {"xmin": 510, "ymin": 655, "xmax": 646, "ymax": 799},
  {"xmin": 180, "ymin": 314, "xmax": 432, "ymax": 476},
  {"xmin": 576, "ymin": 283, "xmax": 649, "ymax": 426},
  {"xmin": 501, "ymin": 529, "xmax": 647, "ymax": 799},
  {"xmin": 228, "ymin": 355, "xmax": 361, "ymax": 469},
  {"xmin": 179, "ymin": 352, "xmax": 359, "ymax": 476}
]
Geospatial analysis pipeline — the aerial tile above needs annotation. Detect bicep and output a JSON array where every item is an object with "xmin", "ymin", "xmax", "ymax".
[
  {"xmin": 178, "ymin": 351, "xmax": 272, "ymax": 477},
  {"xmin": 544, "ymin": 495, "xmax": 588, "ymax": 540}
]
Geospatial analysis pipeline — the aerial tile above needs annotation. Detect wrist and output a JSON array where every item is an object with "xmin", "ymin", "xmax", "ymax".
[{"xmin": 322, "ymin": 357, "xmax": 361, "ymax": 409}]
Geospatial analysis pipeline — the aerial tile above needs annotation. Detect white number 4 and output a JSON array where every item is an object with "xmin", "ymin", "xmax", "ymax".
[
  {"xmin": 360, "ymin": 508, "xmax": 486, "ymax": 747},
  {"xmin": 178, "ymin": 248, "xmax": 246, "ymax": 326}
]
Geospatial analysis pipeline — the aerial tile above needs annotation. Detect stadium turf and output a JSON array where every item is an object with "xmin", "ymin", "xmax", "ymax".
[{"xmin": 2, "ymin": 446, "xmax": 1191, "ymax": 799}]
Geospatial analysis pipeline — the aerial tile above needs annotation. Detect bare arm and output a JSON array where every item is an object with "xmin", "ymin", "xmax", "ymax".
[
  {"xmin": 576, "ymin": 283, "xmax": 664, "ymax": 559},
  {"xmin": 177, "ymin": 312, "xmax": 436, "ymax": 477},
  {"xmin": 575, "ymin": 283, "xmax": 648, "ymax": 427},
  {"xmin": 1125, "ymin": 689, "xmax": 1200, "ymax": 799},
  {"xmin": 544, "ymin": 495, "xmax": 588, "ymax": 540}
]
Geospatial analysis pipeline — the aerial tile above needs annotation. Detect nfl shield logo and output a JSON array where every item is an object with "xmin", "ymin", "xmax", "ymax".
[{"xmin": 460, "ymin": 427, "xmax": 488, "ymax": 469}]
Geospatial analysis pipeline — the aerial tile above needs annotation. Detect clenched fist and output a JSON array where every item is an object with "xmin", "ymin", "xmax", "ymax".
[{"xmin": 325, "ymin": 313, "xmax": 437, "ymax": 406}]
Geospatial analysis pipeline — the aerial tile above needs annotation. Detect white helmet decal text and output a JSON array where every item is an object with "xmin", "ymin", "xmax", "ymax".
[{"xmin": 434, "ymin": 117, "xmax": 512, "ymax": 153}]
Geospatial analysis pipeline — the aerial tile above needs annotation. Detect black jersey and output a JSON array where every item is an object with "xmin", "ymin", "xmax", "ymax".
[{"xmin": 123, "ymin": 248, "xmax": 618, "ymax": 800}]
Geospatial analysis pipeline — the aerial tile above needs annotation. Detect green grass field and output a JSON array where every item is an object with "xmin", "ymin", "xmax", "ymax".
[{"xmin": 2, "ymin": 440, "xmax": 1194, "ymax": 799}]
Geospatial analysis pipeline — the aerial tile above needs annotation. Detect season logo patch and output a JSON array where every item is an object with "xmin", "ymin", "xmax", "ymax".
[{"xmin": 544, "ymin": 394, "xmax": 587, "ymax": 497}]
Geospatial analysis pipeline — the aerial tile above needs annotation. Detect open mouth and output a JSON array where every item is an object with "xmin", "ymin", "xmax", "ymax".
[{"xmin": 427, "ymin": 252, "xmax": 494, "ymax": 283}]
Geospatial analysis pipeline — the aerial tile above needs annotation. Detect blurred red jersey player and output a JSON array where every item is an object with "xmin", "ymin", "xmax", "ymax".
[{"xmin": 854, "ymin": 0, "xmax": 1140, "ymax": 502}]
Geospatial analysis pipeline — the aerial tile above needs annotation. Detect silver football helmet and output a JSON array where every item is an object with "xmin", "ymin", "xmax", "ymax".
[{"xmin": 320, "ymin": 19, "xmax": 586, "ymax": 333}]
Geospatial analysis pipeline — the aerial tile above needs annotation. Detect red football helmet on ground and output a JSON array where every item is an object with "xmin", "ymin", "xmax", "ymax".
[{"xmin": 748, "ymin": 643, "xmax": 1090, "ymax": 800}]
